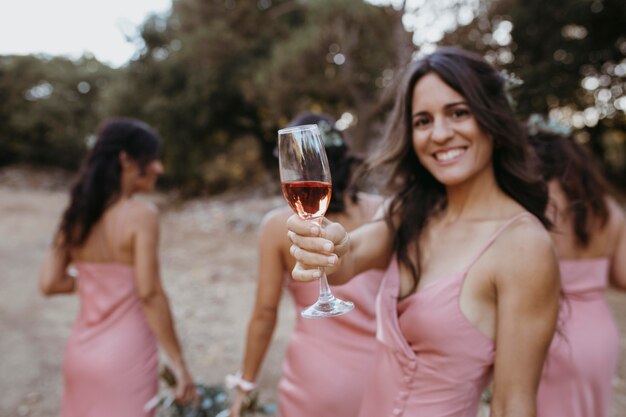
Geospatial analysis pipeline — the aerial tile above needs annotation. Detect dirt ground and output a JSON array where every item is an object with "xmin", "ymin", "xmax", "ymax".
[{"xmin": 1, "ymin": 167, "xmax": 625, "ymax": 417}]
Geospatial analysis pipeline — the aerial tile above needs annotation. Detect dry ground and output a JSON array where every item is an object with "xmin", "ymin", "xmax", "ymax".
[{"xmin": 0, "ymin": 167, "xmax": 625, "ymax": 417}]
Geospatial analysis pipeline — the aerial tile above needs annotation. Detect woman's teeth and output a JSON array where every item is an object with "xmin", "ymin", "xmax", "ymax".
[{"xmin": 434, "ymin": 148, "xmax": 465, "ymax": 162}]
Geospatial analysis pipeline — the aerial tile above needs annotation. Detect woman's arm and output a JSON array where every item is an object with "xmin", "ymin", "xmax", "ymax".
[
  {"xmin": 230, "ymin": 209, "xmax": 289, "ymax": 417},
  {"xmin": 490, "ymin": 222, "xmax": 560, "ymax": 417},
  {"xmin": 607, "ymin": 198, "xmax": 626, "ymax": 289},
  {"xmin": 286, "ymin": 205, "xmax": 393, "ymax": 285},
  {"xmin": 39, "ymin": 235, "xmax": 75, "ymax": 295},
  {"xmin": 132, "ymin": 203, "xmax": 195, "ymax": 403}
]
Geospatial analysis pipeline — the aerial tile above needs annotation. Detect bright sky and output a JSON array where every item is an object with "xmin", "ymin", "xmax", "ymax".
[
  {"xmin": 0, "ymin": 0, "xmax": 172, "ymax": 67},
  {"xmin": 1, "ymin": 0, "xmax": 473, "ymax": 68}
]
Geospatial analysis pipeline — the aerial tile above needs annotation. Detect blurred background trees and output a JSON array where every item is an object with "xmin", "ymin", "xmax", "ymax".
[
  {"xmin": 1, "ymin": 0, "xmax": 624, "ymax": 195},
  {"xmin": 440, "ymin": 0, "xmax": 626, "ymax": 186},
  {"xmin": 0, "ymin": 55, "xmax": 114, "ymax": 168},
  {"xmin": 103, "ymin": 0, "xmax": 406, "ymax": 194}
]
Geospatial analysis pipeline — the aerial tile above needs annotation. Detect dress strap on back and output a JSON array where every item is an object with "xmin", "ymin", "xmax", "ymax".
[
  {"xmin": 463, "ymin": 212, "xmax": 537, "ymax": 274},
  {"xmin": 111, "ymin": 200, "xmax": 131, "ymax": 259}
]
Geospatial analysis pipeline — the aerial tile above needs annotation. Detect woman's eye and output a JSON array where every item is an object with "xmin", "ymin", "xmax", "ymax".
[
  {"xmin": 452, "ymin": 108, "xmax": 470, "ymax": 119},
  {"xmin": 413, "ymin": 117, "xmax": 431, "ymax": 128}
]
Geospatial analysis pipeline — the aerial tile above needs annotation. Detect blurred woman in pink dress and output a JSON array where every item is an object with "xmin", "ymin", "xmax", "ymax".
[
  {"xmin": 39, "ymin": 118, "xmax": 196, "ymax": 417},
  {"xmin": 228, "ymin": 113, "xmax": 383, "ymax": 417},
  {"xmin": 286, "ymin": 47, "xmax": 561, "ymax": 417},
  {"xmin": 529, "ymin": 126, "xmax": 626, "ymax": 417}
]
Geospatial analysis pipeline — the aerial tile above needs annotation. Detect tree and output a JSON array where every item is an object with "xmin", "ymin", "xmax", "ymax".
[
  {"xmin": 104, "ymin": 0, "xmax": 410, "ymax": 195},
  {"xmin": 250, "ymin": 0, "xmax": 412, "ymax": 152},
  {"xmin": 438, "ymin": 0, "xmax": 626, "ymax": 186},
  {"xmin": 0, "ymin": 55, "xmax": 114, "ymax": 168}
]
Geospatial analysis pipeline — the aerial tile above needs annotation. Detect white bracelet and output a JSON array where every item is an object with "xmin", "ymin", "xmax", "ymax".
[{"xmin": 225, "ymin": 372, "xmax": 257, "ymax": 392}]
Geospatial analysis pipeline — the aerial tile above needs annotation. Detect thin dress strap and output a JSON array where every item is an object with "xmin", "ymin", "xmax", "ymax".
[
  {"xmin": 462, "ymin": 212, "xmax": 537, "ymax": 274},
  {"xmin": 111, "ymin": 200, "xmax": 131, "ymax": 260}
]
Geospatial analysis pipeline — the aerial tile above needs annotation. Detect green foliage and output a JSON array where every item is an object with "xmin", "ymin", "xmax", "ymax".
[
  {"xmin": 251, "ymin": 0, "xmax": 404, "ymax": 150},
  {"xmin": 102, "ymin": 2, "xmax": 295, "ymax": 194},
  {"xmin": 102, "ymin": 0, "xmax": 405, "ymax": 195},
  {"xmin": 5, "ymin": 0, "xmax": 622, "ymax": 191},
  {"xmin": 0, "ymin": 55, "xmax": 114, "ymax": 168},
  {"xmin": 0, "ymin": 1, "xmax": 407, "ymax": 195},
  {"xmin": 438, "ymin": 0, "xmax": 626, "ymax": 185},
  {"xmin": 155, "ymin": 366, "xmax": 276, "ymax": 417}
]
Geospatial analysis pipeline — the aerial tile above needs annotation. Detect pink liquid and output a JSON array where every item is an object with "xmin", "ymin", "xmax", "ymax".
[{"xmin": 281, "ymin": 181, "xmax": 332, "ymax": 219}]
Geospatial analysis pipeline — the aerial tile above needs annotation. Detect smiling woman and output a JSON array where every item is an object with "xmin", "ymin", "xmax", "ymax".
[
  {"xmin": 0, "ymin": 0, "xmax": 171, "ymax": 67},
  {"xmin": 285, "ymin": 47, "xmax": 560, "ymax": 417},
  {"xmin": 410, "ymin": 73, "xmax": 494, "ymax": 186}
]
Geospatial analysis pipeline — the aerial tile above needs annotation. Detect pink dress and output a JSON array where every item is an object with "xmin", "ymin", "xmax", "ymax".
[
  {"xmin": 358, "ymin": 214, "xmax": 532, "ymax": 417},
  {"xmin": 537, "ymin": 258, "xmax": 619, "ymax": 417},
  {"xmin": 278, "ymin": 268, "xmax": 383, "ymax": 417},
  {"xmin": 61, "ymin": 206, "xmax": 158, "ymax": 417}
]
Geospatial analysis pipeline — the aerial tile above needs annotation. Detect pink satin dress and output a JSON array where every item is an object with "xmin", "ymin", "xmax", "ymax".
[
  {"xmin": 537, "ymin": 258, "xmax": 619, "ymax": 417},
  {"xmin": 278, "ymin": 267, "xmax": 383, "ymax": 417},
  {"xmin": 358, "ymin": 213, "xmax": 533, "ymax": 417},
  {"xmin": 60, "ymin": 209, "xmax": 158, "ymax": 417}
]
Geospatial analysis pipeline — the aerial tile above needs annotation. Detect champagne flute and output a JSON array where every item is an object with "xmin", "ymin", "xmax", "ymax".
[{"xmin": 278, "ymin": 124, "xmax": 355, "ymax": 318}]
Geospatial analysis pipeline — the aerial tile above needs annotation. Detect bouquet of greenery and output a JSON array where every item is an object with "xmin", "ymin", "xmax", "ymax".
[{"xmin": 151, "ymin": 366, "xmax": 276, "ymax": 417}]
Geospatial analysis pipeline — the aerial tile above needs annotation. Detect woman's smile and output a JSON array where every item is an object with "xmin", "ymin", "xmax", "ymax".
[
  {"xmin": 432, "ymin": 146, "xmax": 468, "ymax": 164},
  {"xmin": 412, "ymin": 73, "xmax": 493, "ymax": 186}
]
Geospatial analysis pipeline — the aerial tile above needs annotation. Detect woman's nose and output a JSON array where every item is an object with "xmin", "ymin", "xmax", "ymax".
[{"xmin": 431, "ymin": 117, "xmax": 453, "ymax": 143}]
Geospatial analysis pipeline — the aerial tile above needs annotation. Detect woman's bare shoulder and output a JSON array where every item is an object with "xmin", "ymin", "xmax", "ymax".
[
  {"xmin": 605, "ymin": 196, "xmax": 626, "ymax": 244},
  {"xmin": 493, "ymin": 214, "xmax": 558, "ymax": 286},
  {"xmin": 125, "ymin": 200, "xmax": 159, "ymax": 230},
  {"xmin": 499, "ymin": 214, "xmax": 553, "ymax": 253},
  {"xmin": 607, "ymin": 196, "xmax": 626, "ymax": 228},
  {"xmin": 260, "ymin": 206, "xmax": 292, "ymax": 229},
  {"xmin": 258, "ymin": 206, "xmax": 292, "ymax": 246}
]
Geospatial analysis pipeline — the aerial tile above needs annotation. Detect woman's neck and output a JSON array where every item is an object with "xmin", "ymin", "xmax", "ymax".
[
  {"xmin": 442, "ymin": 167, "xmax": 509, "ymax": 224},
  {"xmin": 119, "ymin": 175, "xmax": 136, "ymax": 199}
]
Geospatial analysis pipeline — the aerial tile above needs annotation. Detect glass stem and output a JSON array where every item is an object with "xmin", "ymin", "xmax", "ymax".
[
  {"xmin": 318, "ymin": 271, "xmax": 334, "ymax": 304},
  {"xmin": 314, "ymin": 216, "xmax": 334, "ymax": 304}
]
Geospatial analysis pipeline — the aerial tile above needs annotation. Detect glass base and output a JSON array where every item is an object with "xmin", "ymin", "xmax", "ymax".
[{"xmin": 300, "ymin": 297, "xmax": 354, "ymax": 318}]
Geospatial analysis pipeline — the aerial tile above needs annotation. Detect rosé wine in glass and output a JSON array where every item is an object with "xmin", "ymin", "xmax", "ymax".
[{"xmin": 278, "ymin": 124, "xmax": 354, "ymax": 318}]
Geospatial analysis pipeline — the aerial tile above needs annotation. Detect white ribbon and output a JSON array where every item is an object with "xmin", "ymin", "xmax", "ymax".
[{"xmin": 225, "ymin": 372, "xmax": 257, "ymax": 392}]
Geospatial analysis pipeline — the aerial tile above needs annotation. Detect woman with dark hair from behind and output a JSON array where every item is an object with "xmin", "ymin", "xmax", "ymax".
[
  {"xmin": 228, "ymin": 113, "xmax": 383, "ymax": 417},
  {"xmin": 39, "ymin": 118, "xmax": 196, "ymax": 417},
  {"xmin": 528, "ymin": 125, "xmax": 626, "ymax": 417},
  {"xmin": 286, "ymin": 47, "xmax": 560, "ymax": 417}
]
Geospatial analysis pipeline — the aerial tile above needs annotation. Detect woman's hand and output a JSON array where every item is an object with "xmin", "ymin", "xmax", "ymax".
[
  {"xmin": 39, "ymin": 237, "xmax": 76, "ymax": 296},
  {"xmin": 228, "ymin": 388, "xmax": 249, "ymax": 417},
  {"xmin": 286, "ymin": 214, "xmax": 350, "ymax": 282},
  {"xmin": 171, "ymin": 363, "xmax": 198, "ymax": 404}
]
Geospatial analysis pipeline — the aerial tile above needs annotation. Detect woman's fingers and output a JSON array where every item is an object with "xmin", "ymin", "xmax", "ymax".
[
  {"xmin": 292, "ymin": 261, "xmax": 323, "ymax": 282},
  {"xmin": 286, "ymin": 215, "xmax": 347, "ymax": 251},
  {"xmin": 174, "ymin": 386, "xmax": 185, "ymax": 402},
  {"xmin": 325, "ymin": 222, "xmax": 350, "ymax": 255},
  {"xmin": 286, "ymin": 214, "xmax": 345, "ymax": 240},
  {"xmin": 287, "ymin": 230, "xmax": 334, "ymax": 253},
  {"xmin": 290, "ymin": 243, "xmax": 337, "ymax": 267},
  {"xmin": 290, "ymin": 244, "xmax": 338, "ymax": 282},
  {"xmin": 322, "ymin": 220, "xmax": 349, "ymax": 245},
  {"xmin": 174, "ymin": 380, "xmax": 197, "ymax": 404},
  {"xmin": 189, "ymin": 385, "xmax": 199, "ymax": 403},
  {"xmin": 286, "ymin": 214, "xmax": 322, "ymax": 236},
  {"xmin": 286, "ymin": 214, "xmax": 348, "ymax": 282}
]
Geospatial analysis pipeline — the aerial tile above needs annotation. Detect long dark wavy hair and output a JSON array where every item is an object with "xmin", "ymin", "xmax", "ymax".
[
  {"xmin": 528, "ymin": 128, "xmax": 609, "ymax": 247},
  {"xmin": 57, "ymin": 118, "xmax": 161, "ymax": 250},
  {"xmin": 365, "ymin": 47, "xmax": 550, "ymax": 294},
  {"xmin": 287, "ymin": 112, "xmax": 361, "ymax": 214}
]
